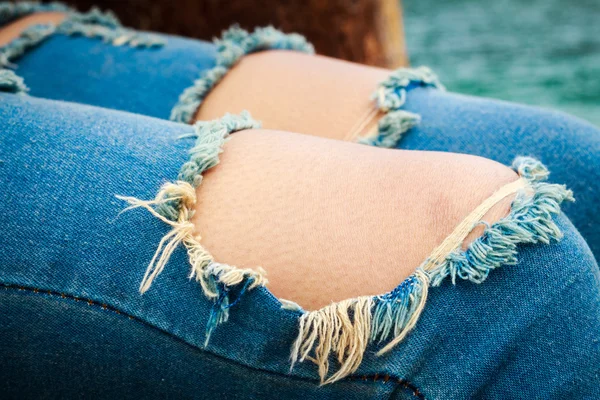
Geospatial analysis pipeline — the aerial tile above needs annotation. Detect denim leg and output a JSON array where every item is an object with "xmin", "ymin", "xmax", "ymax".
[
  {"xmin": 0, "ymin": 93, "xmax": 392, "ymax": 398},
  {"xmin": 1, "ymin": 92, "xmax": 598, "ymax": 397},
  {"xmin": 378, "ymin": 212, "xmax": 600, "ymax": 399},
  {"xmin": 401, "ymin": 87, "xmax": 600, "ymax": 260}
]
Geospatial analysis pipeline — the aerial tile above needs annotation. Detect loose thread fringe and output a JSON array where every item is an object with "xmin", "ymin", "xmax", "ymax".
[
  {"xmin": 290, "ymin": 269, "xmax": 430, "ymax": 384},
  {"xmin": 428, "ymin": 157, "xmax": 573, "ymax": 286},
  {"xmin": 0, "ymin": 68, "xmax": 27, "ymax": 93},
  {"xmin": 56, "ymin": 7, "xmax": 165, "ymax": 48},
  {"xmin": 170, "ymin": 25, "xmax": 314, "ymax": 123},
  {"xmin": 359, "ymin": 66, "xmax": 444, "ymax": 148},
  {"xmin": 290, "ymin": 296, "xmax": 373, "ymax": 385},
  {"xmin": 117, "ymin": 112, "xmax": 266, "ymax": 346},
  {"xmin": 0, "ymin": 2, "xmax": 164, "ymax": 93},
  {"xmin": 290, "ymin": 157, "xmax": 573, "ymax": 384}
]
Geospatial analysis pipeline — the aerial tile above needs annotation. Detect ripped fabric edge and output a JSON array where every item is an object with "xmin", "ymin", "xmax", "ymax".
[
  {"xmin": 290, "ymin": 156, "xmax": 573, "ymax": 384},
  {"xmin": 116, "ymin": 118, "xmax": 573, "ymax": 385},
  {"xmin": 169, "ymin": 25, "xmax": 315, "ymax": 124},
  {"xmin": 0, "ymin": 2, "xmax": 164, "ymax": 93},
  {"xmin": 116, "ymin": 111, "xmax": 266, "ymax": 346},
  {"xmin": 359, "ymin": 66, "xmax": 445, "ymax": 148},
  {"xmin": 0, "ymin": 68, "xmax": 27, "ymax": 93},
  {"xmin": 0, "ymin": 1, "xmax": 71, "ymax": 27}
]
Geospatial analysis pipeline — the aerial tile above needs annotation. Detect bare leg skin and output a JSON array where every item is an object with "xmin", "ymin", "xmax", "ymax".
[
  {"xmin": 0, "ymin": 13, "xmax": 66, "ymax": 46},
  {"xmin": 197, "ymin": 51, "xmax": 390, "ymax": 141},
  {"xmin": 2, "ymin": 16, "xmax": 388, "ymax": 143},
  {"xmin": 193, "ymin": 130, "xmax": 518, "ymax": 310},
  {"xmin": 1, "ymin": 16, "xmax": 519, "ymax": 309}
]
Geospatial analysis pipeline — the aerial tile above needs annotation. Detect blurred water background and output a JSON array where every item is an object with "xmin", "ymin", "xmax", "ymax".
[{"xmin": 403, "ymin": 0, "xmax": 600, "ymax": 125}]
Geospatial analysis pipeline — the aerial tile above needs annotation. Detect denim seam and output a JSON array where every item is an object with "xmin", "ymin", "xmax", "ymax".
[
  {"xmin": 358, "ymin": 66, "xmax": 445, "ymax": 148},
  {"xmin": 0, "ymin": 282, "xmax": 394, "ymax": 390},
  {"xmin": 169, "ymin": 25, "xmax": 314, "ymax": 123},
  {"xmin": 347, "ymin": 375, "xmax": 425, "ymax": 399}
]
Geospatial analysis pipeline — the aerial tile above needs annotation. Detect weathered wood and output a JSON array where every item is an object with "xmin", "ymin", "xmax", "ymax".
[{"xmin": 59, "ymin": 0, "xmax": 408, "ymax": 67}]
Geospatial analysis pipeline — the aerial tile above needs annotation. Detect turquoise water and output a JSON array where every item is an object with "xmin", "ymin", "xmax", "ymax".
[{"xmin": 403, "ymin": 0, "xmax": 600, "ymax": 125}]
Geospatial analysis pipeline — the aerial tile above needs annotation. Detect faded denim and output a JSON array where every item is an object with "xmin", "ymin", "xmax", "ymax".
[
  {"xmin": 5, "ymin": 28, "xmax": 600, "ymax": 263},
  {"xmin": 1, "ymin": 93, "xmax": 599, "ymax": 399}
]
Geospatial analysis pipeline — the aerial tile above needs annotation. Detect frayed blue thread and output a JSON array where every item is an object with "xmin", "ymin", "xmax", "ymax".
[
  {"xmin": 170, "ymin": 25, "xmax": 314, "ymax": 123},
  {"xmin": 0, "ymin": 5, "xmax": 163, "ymax": 65},
  {"xmin": 376, "ymin": 66, "xmax": 445, "ymax": 111},
  {"xmin": 61, "ymin": 6, "xmax": 120, "ymax": 27},
  {"xmin": 205, "ymin": 277, "xmax": 253, "ymax": 346},
  {"xmin": 56, "ymin": 8, "xmax": 165, "ymax": 48},
  {"xmin": 205, "ymin": 280, "xmax": 230, "ymax": 346},
  {"xmin": 291, "ymin": 156, "xmax": 573, "ymax": 384},
  {"xmin": 0, "ymin": 2, "xmax": 70, "ymax": 72},
  {"xmin": 371, "ymin": 274, "xmax": 422, "ymax": 344},
  {"xmin": 0, "ymin": 68, "xmax": 27, "ymax": 93},
  {"xmin": 155, "ymin": 111, "xmax": 261, "ymax": 220},
  {"xmin": 0, "ymin": 2, "xmax": 164, "ymax": 92},
  {"xmin": 0, "ymin": 23, "xmax": 55, "ymax": 68},
  {"xmin": 360, "ymin": 66, "xmax": 444, "ymax": 148},
  {"xmin": 117, "ymin": 112, "xmax": 266, "ymax": 349},
  {"xmin": 427, "ymin": 156, "xmax": 574, "ymax": 287},
  {"xmin": 359, "ymin": 110, "xmax": 421, "ymax": 148}
]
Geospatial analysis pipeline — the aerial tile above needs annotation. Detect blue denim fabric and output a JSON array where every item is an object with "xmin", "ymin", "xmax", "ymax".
[
  {"xmin": 15, "ymin": 33, "xmax": 216, "ymax": 120},
  {"xmin": 7, "ymin": 31, "xmax": 600, "ymax": 262},
  {"xmin": 1, "ymin": 93, "xmax": 599, "ymax": 398},
  {"xmin": 399, "ymin": 87, "xmax": 600, "ymax": 261}
]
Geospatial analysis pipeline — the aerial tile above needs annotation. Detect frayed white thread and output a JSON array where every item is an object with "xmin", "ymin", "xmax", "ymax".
[
  {"xmin": 116, "ymin": 181, "xmax": 199, "ymax": 294},
  {"xmin": 290, "ymin": 296, "xmax": 373, "ymax": 385},
  {"xmin": 117, "ymin": 181, "xmax": 267, "ymax": 297},
  {"xmin": 290, "ymin": 158, "xmax": 572, "ymax": 384}
]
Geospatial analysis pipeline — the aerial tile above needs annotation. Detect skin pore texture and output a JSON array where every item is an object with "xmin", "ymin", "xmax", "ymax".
[
  {"xmin": 194, "ymin": 130, "xmax": 518, "ymax": 310},
  {"xmin": 197, "ymin": 51, "xmax": 390, "ymax": 141},
  {"xmin": 1, "ymin": 16, "xmax": 519, "ymax": 310}
]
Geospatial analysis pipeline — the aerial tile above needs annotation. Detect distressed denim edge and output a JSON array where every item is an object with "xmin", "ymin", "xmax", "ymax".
[
  {"xmin": 359, "ymin": 66, "xmax": 445, "ymax": 148},
  {"xmin": 169, "ymin": 25, "xmax": 315, "ymax": 124},
  {"xmin": 290, "ymin": 156, "xmax": 573, "ymax": 384},
  {"xmin": 0, "ymin": 1, "xmax": 164, "ymax": 94},
  {"xmin": 117, "ymin": 111, "xmax": 266, "ymax": 346},
  {"xmin": 117, "ymin": 119, "xmax": 573, "ymax": 384}
]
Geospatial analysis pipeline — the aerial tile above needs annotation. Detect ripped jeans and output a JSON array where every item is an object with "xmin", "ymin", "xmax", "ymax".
[
  {"xmin": 1, "ymin": 3, "xmax": 600, "ymax": 399},
  {"xmin": 2, "ymin": 5, "xmax": 599, "ymax": 261}
]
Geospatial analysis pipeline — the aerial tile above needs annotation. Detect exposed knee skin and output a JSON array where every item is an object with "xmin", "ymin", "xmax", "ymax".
[
  {"xmin": 1, "ymin": 17, "xmax": 388, "ymax": 143},
  {"xmin": 196, "ymin": 51, "xmax": 390, "ymax": 141},
  {"xmin": 192, "ymin": 130, "xmax": 518, "ymax": 310},
  {"xmin": 0, "ymin": 13, "xmax": 65, "ymax": 46}
]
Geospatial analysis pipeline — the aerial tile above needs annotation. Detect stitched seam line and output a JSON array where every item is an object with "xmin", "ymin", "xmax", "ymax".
[
  {"xmin": 348, "ymin": 375, "xmax": 425, "ymax": 399},
  {"xmin": 0, "ymin": 282, "xmax": 355, "ymax": 387}
]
